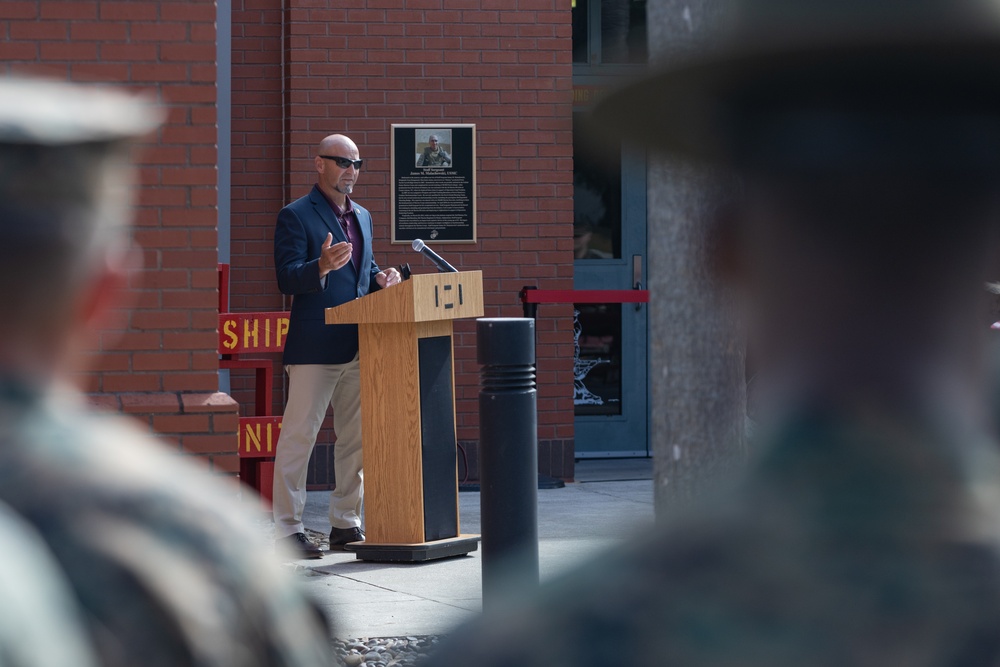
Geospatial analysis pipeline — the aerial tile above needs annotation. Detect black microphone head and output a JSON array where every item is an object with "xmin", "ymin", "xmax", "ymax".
[{"xmin": 412, "ymin": 238, "xmax": 425, "ymax": 252}]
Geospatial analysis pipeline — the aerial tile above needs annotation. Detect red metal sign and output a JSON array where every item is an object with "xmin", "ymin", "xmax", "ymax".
[
  {"xmin": 238, "ymin": 416, "xmax": 282, "ymax": 459},
  {"xmin": 218, "ymin": 312, "xmax": 291, "ymax": 354}
]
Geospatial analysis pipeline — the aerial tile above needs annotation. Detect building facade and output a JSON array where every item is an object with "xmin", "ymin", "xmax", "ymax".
[{"xmin": 1, "ymin": 0, "xmax": 649, "ymax": 487}]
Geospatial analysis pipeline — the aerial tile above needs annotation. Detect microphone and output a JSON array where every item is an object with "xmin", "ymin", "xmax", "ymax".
[{"xmin": 411, "ymin": 238, "xmax": 458, "ymax": 273}]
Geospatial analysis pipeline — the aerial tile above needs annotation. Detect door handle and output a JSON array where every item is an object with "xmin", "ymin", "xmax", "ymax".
[{"xmin": 632, "ymin": 254, "xmax": 643, "ymax": 311}]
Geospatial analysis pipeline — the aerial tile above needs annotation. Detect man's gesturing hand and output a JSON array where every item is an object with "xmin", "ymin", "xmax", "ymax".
[{"xmin": 318, "ymin": 232, "xmax": 353, "ymax": 278}]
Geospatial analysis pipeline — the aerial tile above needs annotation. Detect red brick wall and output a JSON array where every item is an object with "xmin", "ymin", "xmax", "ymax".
[
  {"xmin": 230, "ymin": 0, "xmax": 286, "ymax": 424},
  {"xmin": 1, "ymin": 1, "xmax": 239, "ymax": 474},
  {"xmin": 230, "ymin": 0, "xmax": 576, "ymax": 483}
]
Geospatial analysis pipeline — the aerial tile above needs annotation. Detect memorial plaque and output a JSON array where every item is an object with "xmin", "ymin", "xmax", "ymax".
[{"xmin": 391, "ymin": 124, "xmax": 476, "ymax": 244}]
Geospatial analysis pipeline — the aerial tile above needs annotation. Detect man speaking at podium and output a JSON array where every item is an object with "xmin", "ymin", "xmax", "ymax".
[{"xmin": 273, "ymin": 134, "xmax": 401, "ymax": 559}]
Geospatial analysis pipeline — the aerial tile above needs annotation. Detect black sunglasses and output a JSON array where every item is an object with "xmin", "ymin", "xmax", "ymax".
[{"xmin": 319, "ymin": 155, "xmax": 363, "ymax": 169}]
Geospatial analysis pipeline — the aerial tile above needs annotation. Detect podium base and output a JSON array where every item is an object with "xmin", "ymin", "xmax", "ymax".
[{"xmin": 344, "ymin": 534, "xmax": 480, "ymax": 563}]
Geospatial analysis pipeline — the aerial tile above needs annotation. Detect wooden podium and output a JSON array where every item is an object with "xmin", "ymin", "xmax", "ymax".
[{"xmin": 325, "ymin": 270, "xmax": 484, "ymax": 562}]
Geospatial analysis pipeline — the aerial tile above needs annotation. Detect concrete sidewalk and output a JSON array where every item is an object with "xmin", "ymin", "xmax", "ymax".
[{"xmin": 291, "ymin": 463, "xmax": 654, "ymax": 639}]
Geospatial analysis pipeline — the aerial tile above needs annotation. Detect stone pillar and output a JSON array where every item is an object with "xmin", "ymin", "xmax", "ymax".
[{"xmin": 646, "ymin": 0, "xmax": 747, "ymax": 515}]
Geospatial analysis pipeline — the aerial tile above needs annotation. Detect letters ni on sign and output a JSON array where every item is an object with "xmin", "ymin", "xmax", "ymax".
[
  {"xmin": 238, "ymin": 416, "xmax": 282, "ymax": 458},
  {"xmin": 218, "ymin": 312, "xmax": 291, "ymax": 354}
]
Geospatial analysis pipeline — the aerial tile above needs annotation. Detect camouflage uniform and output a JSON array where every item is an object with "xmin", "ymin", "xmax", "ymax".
[
  {"xmin": 417, "ymin": 147, "xmax": 451, "ymax": 167},
  {"xmin": 0, "ymin": 383, "xmax": 334, "ymax": 667},
  {"xmin": 0, "ymin": 500, "xmax": 97, "ymax": 667},
  {"xmin": 424, "ymin": 0, "xmax": 1000, "ymax": 665},
  {"xmin": 0, "ymin": 77, "xmax": 335, "ymax": 667},
  {"xmin": 428, "ymin": 406, "xmax": 1000, "ymax": 666}
]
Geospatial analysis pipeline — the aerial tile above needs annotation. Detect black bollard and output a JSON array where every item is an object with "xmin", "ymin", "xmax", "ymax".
[{"xmin": 477, "ymin": 317, "xmax": 539, "ymax": 604}]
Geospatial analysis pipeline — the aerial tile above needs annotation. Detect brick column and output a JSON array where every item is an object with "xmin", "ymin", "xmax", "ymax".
[{"xmin": 1, "ymin": 1, "xmax": 239, "ymax": 475}]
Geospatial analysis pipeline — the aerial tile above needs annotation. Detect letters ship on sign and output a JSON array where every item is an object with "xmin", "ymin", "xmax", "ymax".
[{"xmin": 218, "ymin": 312, "xmax": 291, "ymax": 354}]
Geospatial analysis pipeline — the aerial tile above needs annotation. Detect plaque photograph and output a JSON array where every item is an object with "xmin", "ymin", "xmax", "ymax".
[{"xmin": 392, "ymin": 124, "xmax": 476, "ymax": 244}]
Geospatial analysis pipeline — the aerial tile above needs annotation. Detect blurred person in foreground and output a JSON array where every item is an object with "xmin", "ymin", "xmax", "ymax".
[
  {"xmin": 0, "ymin": 77, "xmax": 332, "ymax": 666},
  {"xmin": 428, "ymin": 0, "xmax": 1000, "ymax": 665},
  {"xmin": 0, "ymin": 500, "xmax": 98, "ymax": 667}
]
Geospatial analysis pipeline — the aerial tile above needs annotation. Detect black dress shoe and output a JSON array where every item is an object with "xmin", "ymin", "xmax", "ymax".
[
  {"xmin": 278, "ymin": 532, "xmax": 324, "ymax": 559},
  {"xmin": 329, "ymin": 526, "xmax": 365, "ymax": 550}
]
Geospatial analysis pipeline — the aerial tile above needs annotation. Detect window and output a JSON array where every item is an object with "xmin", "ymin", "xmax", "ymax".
[
  {"xmin": 573, "ymin": 304, "xmax": 623, "ymax": 416},
  {"xmin": 573, "ymin": 113, "xmax": 622, "ymax": 260},
  {"xmin": 572, "ymin": 0, "xmax": 648, "ymax": 66}
]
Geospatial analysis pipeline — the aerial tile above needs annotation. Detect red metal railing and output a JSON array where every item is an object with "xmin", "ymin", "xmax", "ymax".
[{"xmin": 519, "ymin": 286, "xmax": 649, "ymax": 317}]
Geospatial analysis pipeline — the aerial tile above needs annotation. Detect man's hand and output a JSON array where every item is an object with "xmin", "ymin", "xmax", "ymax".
[
  {"xmin": 376, "ymin": 267, "xmax": 402, "ymax": 288},
  {"xmin": 318, "ymin": 233, "xmax": 352, "ymax": 277}
]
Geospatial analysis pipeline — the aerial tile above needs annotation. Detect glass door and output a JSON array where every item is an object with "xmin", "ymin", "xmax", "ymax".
[
  {"xmin": 571, "ymin": 0, "xmax": 649, "ymax": 457},
  {"xmin": 573, "ymin": 113, "xmax": 648, "ymax": 457}
]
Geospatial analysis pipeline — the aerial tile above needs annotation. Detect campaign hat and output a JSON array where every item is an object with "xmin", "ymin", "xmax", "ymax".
[
  {"xmin": 0, "ymin": 77, "xmax": 161, "ymax": 255},
  {"xmin": 594, "ymin": 0, "xmax": 1000, "ymax": 164},
  {"xmin": 0, "ymin": 76, "xmax": 159, "ymax": 146}
]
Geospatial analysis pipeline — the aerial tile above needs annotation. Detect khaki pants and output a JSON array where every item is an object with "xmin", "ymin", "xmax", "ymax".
[{"xmin": 272, "ymin": 358, "xmax": 364, "ymax": 538}]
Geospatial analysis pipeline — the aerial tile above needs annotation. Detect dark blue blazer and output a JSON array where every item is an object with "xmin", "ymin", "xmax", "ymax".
[{"xmin": 274, "ymin": 185, "xmax": 382, "ymax": 365}]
